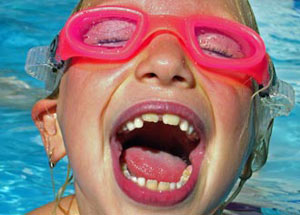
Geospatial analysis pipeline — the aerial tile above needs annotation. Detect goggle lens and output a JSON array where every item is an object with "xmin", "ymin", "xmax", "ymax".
[
  {"xmin": 83, "ymin": 18, "xmax": 137, "ymax": 48},
  {"xmin": 195, "ymin": 27, "xmax": 244, "ymax": 59}
]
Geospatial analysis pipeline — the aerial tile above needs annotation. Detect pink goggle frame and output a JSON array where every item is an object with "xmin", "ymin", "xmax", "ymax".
[{"xmin": 56, "ymin": 5, "xmax": 269, "ymax": 85}]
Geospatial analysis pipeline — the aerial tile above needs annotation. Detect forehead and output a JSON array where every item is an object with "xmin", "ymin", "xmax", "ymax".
[{"xmin": 81, "ymin": 0, "xmax": 242, "ymax": 21}]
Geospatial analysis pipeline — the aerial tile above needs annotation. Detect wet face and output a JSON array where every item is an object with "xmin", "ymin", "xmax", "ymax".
[{"xmin": 56, "ymin": 0, "xmax": 254, "ymax": 214}]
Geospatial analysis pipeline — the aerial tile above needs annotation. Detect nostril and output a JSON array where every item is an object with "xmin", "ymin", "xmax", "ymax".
[
  {"xmin": 144, "ymin": 73, "xmax": 157, "ymax": 79},
  {"xmin": 173, "ymin": 75, "xmax": 185, "ymax": 82}
]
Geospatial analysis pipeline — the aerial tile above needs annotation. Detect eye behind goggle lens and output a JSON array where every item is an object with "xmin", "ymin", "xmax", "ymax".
[
  {"xmin": 195, "ymin": 27, "xmax": 245, "ymax": 59},
  {"xmin": 82, "ymin": 18, "xmax": 137, "ymax": 48}
]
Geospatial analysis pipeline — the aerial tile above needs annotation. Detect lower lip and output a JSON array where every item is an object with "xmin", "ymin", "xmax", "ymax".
[{"xmin": 110, "ymin": 136, "xmax": 206, "ymax": 207}]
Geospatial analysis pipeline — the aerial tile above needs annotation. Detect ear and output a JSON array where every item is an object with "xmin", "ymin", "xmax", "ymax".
[{"xmin": 32, "ymin": 99, "xmax": 66, "ymax": 166}]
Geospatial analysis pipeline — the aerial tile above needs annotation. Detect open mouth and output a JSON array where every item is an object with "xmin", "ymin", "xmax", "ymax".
[{"xmin": 110, "ymin": 101, "xmax": 206, "ymax": 206}]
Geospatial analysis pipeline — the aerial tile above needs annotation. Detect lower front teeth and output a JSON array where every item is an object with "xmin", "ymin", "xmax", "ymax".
[
  {"xmin": 122, "ymin": 163, "xmax": 192, "ymax": 191},
  {"xmin": 158, "ymin": 182, "xmax": 170, "ymax": 191},
  {"xmin": 146, "ymin": 179, "xmax": 158, "ymax": 191},
  {"xmin": 138, "ymin": 177, "xmax": 146, "ymax": 186}
]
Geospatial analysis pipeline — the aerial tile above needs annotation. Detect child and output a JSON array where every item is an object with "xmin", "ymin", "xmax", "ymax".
[{"xmin": 25, "ymin": 0, "xmax": 294, "ymax": 214}]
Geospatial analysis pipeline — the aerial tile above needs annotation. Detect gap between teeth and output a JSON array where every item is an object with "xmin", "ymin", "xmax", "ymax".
[
  {"xmin": 122, "ymin": 163, "xmax": 192, "ymax": 191},
  {"xmin": 121, "ymin": 113, "xmax": 198, "ymax": 139}
]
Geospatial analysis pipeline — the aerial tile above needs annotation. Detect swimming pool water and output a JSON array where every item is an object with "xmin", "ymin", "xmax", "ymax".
[{"xmin": 0, "ymin": 0, "xmax": 299, "ymax": 214}]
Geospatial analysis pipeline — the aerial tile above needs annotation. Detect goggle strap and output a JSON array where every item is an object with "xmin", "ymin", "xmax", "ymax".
[
  {"xmin": 260, "ymin": 79, "xmax": 295, "ymax": 118},
  {"xmin": 25, "ymin": 46, "xmax": 51, "ymax": 80},
  {"xmin": 25, "ymin": 46, "xmax": 64, "ymax": 92}
]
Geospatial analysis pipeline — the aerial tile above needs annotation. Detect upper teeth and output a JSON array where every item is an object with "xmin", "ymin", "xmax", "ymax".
[
  {"xmin": 162, "ymin": 114, "xmax": 180, "ymax": 126},
  {"xmin": 119, "ymin": 113, "xmax": 198, "ymax": 139},
  {"xmin": 142, "ymin": 114, "xmax": 159, "ymax": 123}
]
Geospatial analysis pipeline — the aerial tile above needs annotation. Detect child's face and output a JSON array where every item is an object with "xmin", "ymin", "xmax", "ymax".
[{"xmin": 56, "ymin": 0, "xmax": 254, "ymax": 214}]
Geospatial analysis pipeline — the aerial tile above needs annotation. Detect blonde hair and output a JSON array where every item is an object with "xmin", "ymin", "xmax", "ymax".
[{"xmin": 233, "ymin": 0, "xmax": 259, "ymax": 32}]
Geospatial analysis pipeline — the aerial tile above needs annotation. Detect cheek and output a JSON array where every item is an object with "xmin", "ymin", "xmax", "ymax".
[
  {"xmin": 209, "ymin": 77, "xmax": 253, "ymax": 165},
  {"xmin": 56, "ymin": 63, "xmax": 129, "ymax": 181},
  {"xmin": 197, "ymin": 70, "xmax": 253, "ymax": 140},
  {"xmin": 212, "ymin": 85, "xmax": 252, "ymax": 134},
  {"xmin": 209, "ymin": 81, "xmax": 253, "ymax": 173},
  {"xmin": 195, "ymin": 75, "xmax": 253, "ymax": 212}
]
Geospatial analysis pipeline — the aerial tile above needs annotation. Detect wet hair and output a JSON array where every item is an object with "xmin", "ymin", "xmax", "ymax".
[
  {"xmin": 213, "ymin": 1, "xmax": 276, "ymax": 213},
  {"xmin": 49, "ymin": 0, "xmax": 275, "ymax": 214}
]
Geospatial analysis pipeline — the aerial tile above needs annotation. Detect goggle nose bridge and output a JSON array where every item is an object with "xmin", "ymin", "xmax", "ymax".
[{"xmin": 145, "ymin": 15, "xmax": 189, "ymax": 39}]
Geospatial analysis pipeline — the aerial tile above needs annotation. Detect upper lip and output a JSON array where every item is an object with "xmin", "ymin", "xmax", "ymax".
[{"xmin": 110, "ymin": 100, "xmax": 206, "ymax": 141}]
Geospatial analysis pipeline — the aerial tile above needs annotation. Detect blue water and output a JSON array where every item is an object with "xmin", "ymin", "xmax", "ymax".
[{"xmin": 0, "ymin": 0, "xmax": 299, "ymax": 214}]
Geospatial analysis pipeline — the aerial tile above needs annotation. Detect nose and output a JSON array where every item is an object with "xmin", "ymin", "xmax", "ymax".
[{"xmin": 135, "ymin": 35, "xmax": 195, "ymax": 88}]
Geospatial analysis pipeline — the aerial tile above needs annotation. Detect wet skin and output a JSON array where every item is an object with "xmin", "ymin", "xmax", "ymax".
[{"xmin": 31, "ymin": 0, "xmax": 256, "ymax": 214}]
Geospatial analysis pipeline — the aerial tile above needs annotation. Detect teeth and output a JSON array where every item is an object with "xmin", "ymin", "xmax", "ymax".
[
  {"xmin": 131, "ymin": 176, "xmax": 138, "ymax": 183},
  {"xmin": 146, "ymin": 179, "xmax": 158, "ymax": 190},
  {"xmin": 187, "ymin": 126, "xmax": 194, "ymax": 135},
  {"xmin": 122, "ymin": 126, "xmax": 128, "ymax": 132},
  {"xmin": 137, "ymin": 177, "xmax": 146, "ymax": 187},
  {"xmin": 121, "ymin": 163, "xmax": 127, "ymax": 171},
  {"xmin": 177, "ymin": 165, "xmax": 192, "ymax": 189},
  {"xmin": 142, "ymin": 113, "xmax": 159, "ymax": 123},
  {"xmin": 170, "ymin": 182, "xmax": 176, "ymax": 190},
  {"xmin": 122, "ymin": 164, "xmax": 131, "ymax": 179},
  {"xmin": 179, "ymin": 120, "xmax": 189, "ymax": 131},
  {"xmin": 182, "ymin": 165, "xmax": 192, "ymax": 178},
  {"xmin": 126, "ymin": 121, "xmax": 135, "ymax": 131},
  {"xmin": 176, "ymin": 181, "xmax": 183, "ymax": 189},
  {"xmin": 124, "ymin": 170, "xmax": 131, "ymax": 179},
  {"xmin": 158, "ymin": 182, "xmax": 170, "ymax": 191},
  {"xmin": 119, "ymin": 113, "xmax": 199, "ymax": 141},
  {"xmin": 185, "ymin": 165, "xmax": 193, "ymax": 175},
  {"xmin": 122, "ymin": 163, "xmax": 193, "ymax": 191},
  {"xmin": 180, "ymin": 175, "xmax": 189, "ymax": 184},
  {"xmin": 134, "ymin": 117, "xmax": 144, "ymax": 128},
  {"xmin": 162, "ymin": 114, "xmax": 180, "ymax": 126}
]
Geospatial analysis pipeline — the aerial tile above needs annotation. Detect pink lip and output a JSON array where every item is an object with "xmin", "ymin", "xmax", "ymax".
[{"xmin": 110, "ymin": 101, "xmax": 206, "ymax": 206}]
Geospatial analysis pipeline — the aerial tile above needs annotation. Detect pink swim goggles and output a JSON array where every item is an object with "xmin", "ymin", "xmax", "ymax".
[{"xmin": 25, "ymin": 5, "xmax": 270, "ymax": 91}]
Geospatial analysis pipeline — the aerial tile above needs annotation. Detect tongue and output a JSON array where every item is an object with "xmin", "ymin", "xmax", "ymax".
[{"xmin": 123, "ymin": 146, "xmax": 187, "ymax": 182}]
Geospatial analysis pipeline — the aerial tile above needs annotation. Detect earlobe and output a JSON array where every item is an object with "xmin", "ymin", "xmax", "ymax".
[{"xmin": 32, "ymin": 99, "xmax": 66, "ymax": 166}]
